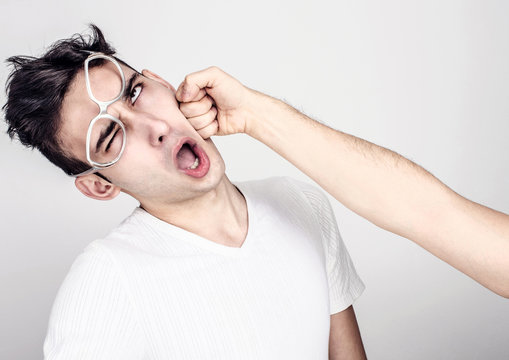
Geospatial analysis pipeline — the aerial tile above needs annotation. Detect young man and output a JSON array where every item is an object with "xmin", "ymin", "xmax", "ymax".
[{"xmin": 3, "ymin": 26, "xmax": 365, "ymax": 359}]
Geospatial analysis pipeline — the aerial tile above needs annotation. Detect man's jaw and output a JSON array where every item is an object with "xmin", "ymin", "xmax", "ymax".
[{"xmin": 173, "ymin": 137, "xmax": 211, "ymax": 178}]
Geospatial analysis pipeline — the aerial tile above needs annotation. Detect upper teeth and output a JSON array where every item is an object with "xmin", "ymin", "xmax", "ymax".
[{"xmin": 188, "ymin": 157, "xmax": 199, "ymax": 170}]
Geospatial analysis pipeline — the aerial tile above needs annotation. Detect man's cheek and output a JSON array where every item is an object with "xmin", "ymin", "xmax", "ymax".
[{"xmin": 142, "ymin": 96, "xmax": 181, "ymax": 120}]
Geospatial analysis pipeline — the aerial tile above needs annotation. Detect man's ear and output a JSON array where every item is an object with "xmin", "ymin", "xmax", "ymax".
[
  {"xmin": 74, "ymin": 175, "xmax": 121, "ymax": 201},
  {"xmin": 142, "ymin": 69, "xmax": 177, "ymax": 93}
]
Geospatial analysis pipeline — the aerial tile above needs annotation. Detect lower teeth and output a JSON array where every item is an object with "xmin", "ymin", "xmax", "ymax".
[{"xmin": 188, "ymin": 157, "xmax": 199, "ymax": 170}]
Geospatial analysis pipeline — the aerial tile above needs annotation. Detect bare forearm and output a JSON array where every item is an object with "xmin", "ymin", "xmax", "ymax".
[
  {"xmin": 246, "ymin": 92, "xmax": 509, "ymax": 297},
  {"xmin": 246, "ymin": 92, "xmax": 449, "ymax": 233}
]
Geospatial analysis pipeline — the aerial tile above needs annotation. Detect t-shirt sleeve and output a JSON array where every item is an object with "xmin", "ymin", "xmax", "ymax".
[
  {"xmin": 291, "ymin": 178, "xmax": 365, "ymax": 314},
  {"xmin": 43, "ymin": 242, "xmax": 145, "ymax": 360}
]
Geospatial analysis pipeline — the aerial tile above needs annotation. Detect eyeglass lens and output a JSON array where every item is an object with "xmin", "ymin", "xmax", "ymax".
[
  {"xmin": 87, "ymin": 57, "xmax": 125, "ymax": 165},
  {"xmin": 87, "ymin": 57, "xmax": 123, "ymax": 102}
]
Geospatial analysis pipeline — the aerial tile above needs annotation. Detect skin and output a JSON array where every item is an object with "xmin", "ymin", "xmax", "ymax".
[
  {"xmin": 329, "ymin": 306, "xmax": 366, "ymax": 360},
  {"xmin": 175, "ymin": 66, "xmax": 509, "ymax": 299},
  {"xmin": 178, "ymin": 69, "xmax": 368, "ymax": 358},
  {"xmin": 59, "ymin": 62, "xmax": 247, "ymax": 247},
  {"xmin": 58, "ymin": 62, "xmax": 365, "ymax": 357}
]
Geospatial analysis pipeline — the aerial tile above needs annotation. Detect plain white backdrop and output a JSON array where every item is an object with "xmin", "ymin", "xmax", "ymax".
[{"xmin": 1, "ymin": 0, "xmax": 508, "ymax": 359}]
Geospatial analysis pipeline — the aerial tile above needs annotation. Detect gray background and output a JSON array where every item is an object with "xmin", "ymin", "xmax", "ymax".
[{"xmin": 1, "ymin": 0, "xmax": 508, "ymax": 359}]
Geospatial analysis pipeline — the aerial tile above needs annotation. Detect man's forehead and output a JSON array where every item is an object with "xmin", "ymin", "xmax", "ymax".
[
  {"xmin": 61, "ymin": 69, "xmax": 93, "ymax": 127},
  {"xmin": 57, "ymin": 70, "xmax": 91, "ymax": 154}
]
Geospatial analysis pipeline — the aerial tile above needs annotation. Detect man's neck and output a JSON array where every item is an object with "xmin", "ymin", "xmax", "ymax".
[{"xmin": 140, "ymin": 176, "xmax": 248, "ymax": 248}]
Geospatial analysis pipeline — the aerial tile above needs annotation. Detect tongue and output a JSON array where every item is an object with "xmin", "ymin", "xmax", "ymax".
[{"xmin": 176, "ymin": 143, "xmax": 197, "ymax": 169}]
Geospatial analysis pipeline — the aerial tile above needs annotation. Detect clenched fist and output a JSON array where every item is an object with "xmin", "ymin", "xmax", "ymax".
[{"xmin": 176, "ymin": 67, "xmax": 262, "ymax": 139}]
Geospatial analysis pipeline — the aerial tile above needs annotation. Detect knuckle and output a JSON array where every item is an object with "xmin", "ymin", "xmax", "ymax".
[
  {"xmin": 200, "ymin": 94, "xmax": 210, "ymax": 105},
  {"xmin": 188, "ymin": 117, "xmax": 200, "ymax": 128},
  {"xmin": 179, "ymin": 105, "xmax": 191, "ymax": 117},
  {"xmin": 198, "ymin": 128, "xmax": 210, "ymax": 139},
  {"xmin": 183, "ymin": 75, "xmax": 194, "ymax": 88},
  {"xmin": 197, "ymin": 89, "xmax": 206, "ymax": 99},
  {"xmin": 207, "ymin": 111, "xmax": 215, "ymax": 121},
  {"xmin": 204, "ymin": 96, "xmax": 214, "ymax": 108},
  {"xmin": 198, "ymin": 116, "xmax": 209, "ymax": 129},
  {"xmin": 208, "ymin": 66, "xmax": 221, "ymax": 74}
]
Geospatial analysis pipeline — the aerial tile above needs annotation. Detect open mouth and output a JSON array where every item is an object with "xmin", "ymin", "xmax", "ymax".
[
  {"xmin": 177, "ymin": 143, "xmax": 199, "ymax": 170},
  {"xmin": 174, "ymin": 139, "xmax": 211, "ymax": 178}
]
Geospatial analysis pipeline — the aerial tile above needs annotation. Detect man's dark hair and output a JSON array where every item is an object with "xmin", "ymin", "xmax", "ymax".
[{"xmin": 3, "ymin": 24, "xmax": 127, "ymax": 179}]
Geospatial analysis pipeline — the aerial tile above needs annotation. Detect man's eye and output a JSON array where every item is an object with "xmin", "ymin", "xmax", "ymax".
[
  {"xmin": 130, "ymin": 84, "xmax": 142, "ymax": 104},
  {"xmin": 105, "ymin": 128, "xmax": 121, "ymax": 152}
]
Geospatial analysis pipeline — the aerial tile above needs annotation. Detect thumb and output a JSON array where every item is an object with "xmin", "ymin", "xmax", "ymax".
[{"xmin": 176, "ymin": 66, "xmax": 220, "ymax": 102}]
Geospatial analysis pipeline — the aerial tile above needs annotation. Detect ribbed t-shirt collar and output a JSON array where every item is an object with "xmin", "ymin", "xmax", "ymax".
[{"xmin": 128, "ymin": 181, "xmax": 257, "ymax": 257}]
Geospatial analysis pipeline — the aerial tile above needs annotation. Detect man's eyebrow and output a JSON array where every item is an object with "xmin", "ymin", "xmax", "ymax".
[
  {"xmin": 122, "ymin": 72, "xmax": 140, "ymax": 101},
  {"xmin": 95, "ymin": 120, "xmax": 117, "ymax": 153}
]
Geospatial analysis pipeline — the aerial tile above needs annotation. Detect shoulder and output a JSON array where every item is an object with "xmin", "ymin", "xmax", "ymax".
[
  {"xmin": 237, "ymin": 177, "xmax": 332, "ymax": 231},
  {"xmin": 243, "ymin": 176, "xmax": 331, "ymax": 216},
  {"xmin": 65, "ymin": 241, "xmax": 115, "ymax": 278},
  {"xmin": 44, "ymin": 242, "xmax": 144, "ymax": 358},
  {"xmin": 46, "ymin": 241, "xmax": 134, "ymax": 337},
  {"xmin": 51, "ymin": 241, "xmax": 121, "ymax": 308},
  {"xmin": 236, "ymin": 176, "xmax": 327, "ymax": 205},
  {"xmin": 92, "ymin": 207, "xmax": 157, "ymax": 254}
]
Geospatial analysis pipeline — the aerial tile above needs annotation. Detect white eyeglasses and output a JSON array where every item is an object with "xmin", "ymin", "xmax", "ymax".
[{"xmin": 72, "ymin": 51, "xmax": 128, "ymax": 177}]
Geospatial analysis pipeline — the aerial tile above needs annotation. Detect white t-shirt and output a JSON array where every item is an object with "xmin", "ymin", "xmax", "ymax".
[{"xmin": 44, "ymin": 177, "xmax": 364, "ymax": 359}]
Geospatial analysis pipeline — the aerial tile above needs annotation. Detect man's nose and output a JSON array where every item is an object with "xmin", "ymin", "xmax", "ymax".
[{"xmin": 120, "ymin": 110, "xmax": 171, "ymax": 146}]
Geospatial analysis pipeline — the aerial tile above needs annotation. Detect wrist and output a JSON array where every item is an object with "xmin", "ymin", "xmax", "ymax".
[{"xmin": 242, "ymin": 89, "xmax": 286, "ymax": 141}]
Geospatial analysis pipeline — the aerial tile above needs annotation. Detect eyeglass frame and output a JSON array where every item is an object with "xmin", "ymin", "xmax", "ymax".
[{"xmin": 71, "ymin": 51, "xmax": 128, "ymax": 177}]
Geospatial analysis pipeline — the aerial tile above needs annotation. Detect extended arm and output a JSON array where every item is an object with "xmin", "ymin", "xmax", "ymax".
[
  {"xmin": 175, "ymin": 67, "xmax": 509, "ymax": 298},
  {"xmin": 247, "ymin": 92, "xmax": 509, "ymax": 298}
]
